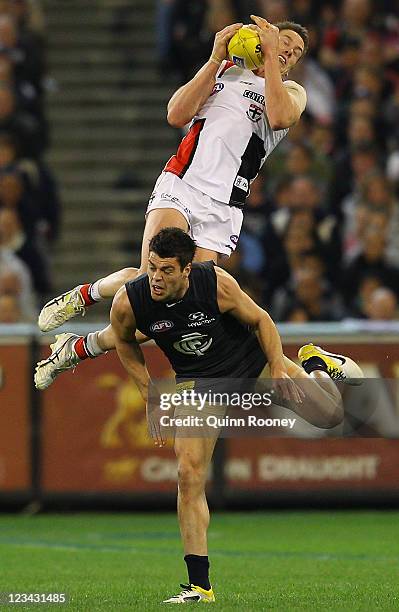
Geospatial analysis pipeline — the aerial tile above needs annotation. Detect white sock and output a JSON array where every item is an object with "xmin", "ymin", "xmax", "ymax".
[
  {"xmin": 85, "ymin": 331, "xmax": 106, "ymax": 357},
  {"xmin": 90, "ymin": 279, "xmax": 103, "ymax": 302}
]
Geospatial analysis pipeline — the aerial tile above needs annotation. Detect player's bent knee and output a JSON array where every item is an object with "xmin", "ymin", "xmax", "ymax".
[
  {"xmin": 177, "ymin": 460, "xmax": 207, "ymax": 495},
  {"xmin": 327, "ymin": 403, "xmax": 344, "ymax": 428},
  {"xmin": 318, "ymin": 401, "xmax": 344, "ymax": 429}
]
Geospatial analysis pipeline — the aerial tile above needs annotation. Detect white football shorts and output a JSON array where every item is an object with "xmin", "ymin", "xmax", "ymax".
[{"xmin": 145, "ymin": 171, "xmax": 243, "ymax": 257}]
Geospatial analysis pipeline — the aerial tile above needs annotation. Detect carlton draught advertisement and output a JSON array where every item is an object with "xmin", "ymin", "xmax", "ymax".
[
  {"xmin": 39, "ymin": 341, "xmax": 399, "ymax": 495},
  {"xmin": 0, "ymin": 344, "xmax": 31, "ymax": 493},
  {"xmin": 41, "ymin": 344, "xmax": 178, "ymax": 493},
  {"xmin": 1, "ymin": 338, "xmax": 399, "ymax": 497}
]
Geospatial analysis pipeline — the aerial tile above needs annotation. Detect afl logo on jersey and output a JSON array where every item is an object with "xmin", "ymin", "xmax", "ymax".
[
  {"xmin": 150, "ymin": 320, "xmax": 174, "ymax": 333},
  {"xmin": 174, "ymin": 332, "xmax": 213, "ymax": 356},
  {"xmin": 211, "ymin": 82, "xmax": 224, "ymax": 96}
]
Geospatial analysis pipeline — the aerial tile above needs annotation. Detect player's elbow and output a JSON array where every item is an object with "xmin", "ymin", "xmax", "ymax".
[
  {"xmin": 267, "ymin": 108, "xmax": 298, "ymax": 131},
  {"xmin": 268, "ymin": 114, "xmax": 293, "ymax": 131},
  {"xmin": 270, "ymin": 120, "xmax": 287, "ymax": 131},
  {"xmin": 167, "ymin": 113, "xmax": 183, "ymax": 128},
  {"xmin": 167, "ymin": 108, "xmax": 189, "ymax": 129}
]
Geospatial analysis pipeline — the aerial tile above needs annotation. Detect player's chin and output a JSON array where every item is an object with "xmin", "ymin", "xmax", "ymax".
[
  {"xmin": 150, "ymin": 288, "xmax": 165, "ymax": 300},
  {"xmin": 281, "ymin": 62, "xmax": 291, "ymax": 75}
]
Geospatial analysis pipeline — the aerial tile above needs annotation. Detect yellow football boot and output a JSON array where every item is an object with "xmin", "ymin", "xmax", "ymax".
[
  {"xmin": 298, "ymin": 343, "xmax": 364, "ymax": 385},
  {"xmin": 163, "ymin": 584, "xmax": 215, "ymax": 603}
]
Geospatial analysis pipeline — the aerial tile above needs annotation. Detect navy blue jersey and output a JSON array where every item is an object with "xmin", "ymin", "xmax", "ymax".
[{"xmin": 125, "ymin": 261, "xmax": 267, "ymax": 379}]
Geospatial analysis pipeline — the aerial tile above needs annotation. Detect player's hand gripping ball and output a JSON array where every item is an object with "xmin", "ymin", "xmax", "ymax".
[{"xmin": 228, "ymin": 26, "xmax": 263, "ymax": 70}]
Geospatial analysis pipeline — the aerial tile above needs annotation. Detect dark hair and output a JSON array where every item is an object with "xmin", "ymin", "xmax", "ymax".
[
  {"xmin": 148, "ymin": 227, "xmax": 196, "ymax": 269},
  {"xmin": 275, "ymin": 21, "xmax": 309, "ymax": 57}
]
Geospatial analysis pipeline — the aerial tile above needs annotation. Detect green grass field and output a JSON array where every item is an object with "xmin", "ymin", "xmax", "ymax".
[{"xmin": 0, "ymin": 511, "xmax": 398, "ymax": 611}]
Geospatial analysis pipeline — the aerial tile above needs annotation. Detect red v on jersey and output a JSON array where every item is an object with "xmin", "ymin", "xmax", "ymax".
[
  {"xmin": 164, "ymin": 119, "xmax": 206, "ymax": 178},
  {"xmin": 218, "ymin": 60, "xmax": 235, "ymax": 78}
]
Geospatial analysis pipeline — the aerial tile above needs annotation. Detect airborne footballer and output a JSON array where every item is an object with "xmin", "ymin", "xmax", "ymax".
[{"xmin": 35, "ymin": 16, "xmax": 308, "ymax": 369}]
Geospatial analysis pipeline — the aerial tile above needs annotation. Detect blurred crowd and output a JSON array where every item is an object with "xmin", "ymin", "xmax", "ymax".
[
  {"xmin": 157, "ymin": 0, "xmax": 399, "ymax": 322},
  {"xmin": 2, "ymin": 0, "xmax": 398, "ymax": 325},
  {"xmin": 0, "ymin": 0, "xmax": 60, "ymax": 324}
]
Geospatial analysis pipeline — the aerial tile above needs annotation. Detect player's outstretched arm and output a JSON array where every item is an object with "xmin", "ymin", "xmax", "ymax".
[
  {"xmin": 215, "ymin": 267, "xmax": 303, "ymax": 403},
  {"xmin": 167, "ymin": 22, "xmax": 243, "ymax": 128},
  {"xmin": 110, "ymin": 286, "xmax": 150, "ymax": 402}
]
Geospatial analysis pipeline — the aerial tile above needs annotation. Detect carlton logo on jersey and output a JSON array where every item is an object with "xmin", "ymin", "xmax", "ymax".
[
  {"xmin": 150, "ymin": 320, "xmax": 174, "ymax": 333},
  {"xmin": 173, "ymin": 332, "xmax": 213, "ymax": 356}
]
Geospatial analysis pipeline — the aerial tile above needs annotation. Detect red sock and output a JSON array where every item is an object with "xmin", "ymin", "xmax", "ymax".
[
  {"xmin": 74, "ymin": 336, "xmax": 90, "ymax": 360},
  {"xmin": 79, "ymin": 283, "xmax": 95, "ymax": 306}
]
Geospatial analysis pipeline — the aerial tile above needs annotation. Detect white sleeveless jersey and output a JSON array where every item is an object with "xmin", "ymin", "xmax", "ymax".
[{"xmin": 164, "ymin": 61, "xmax": 290, "ymax": 206}]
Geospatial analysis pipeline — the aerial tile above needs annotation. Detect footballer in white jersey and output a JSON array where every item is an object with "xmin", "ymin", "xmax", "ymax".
[
  {"xmin": 37, "ymin": 16, "xmax": 309, "ymax": 331},
  {"xmin": 147, "ymin": 21, "xmax": 307, "ymax": 256},
  {"xmin": 36, "ymin": 19, "xmax": 309, "ymax": 358},
  {"xmin": 147, "ymin": 61, "xmax": 306, "ymax": 254},
  {"xmin": 165, "ymin": 60, "xmax": 293, "ymax": 207},
  {"xmin": 37, "ymin": 16, "xmax": 309, "ymax": 346}
]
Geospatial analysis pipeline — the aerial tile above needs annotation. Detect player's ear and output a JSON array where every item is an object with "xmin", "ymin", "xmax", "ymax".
[{"xmin": 182, "ymin": 262, "xmax": 191, "ymax": 278}]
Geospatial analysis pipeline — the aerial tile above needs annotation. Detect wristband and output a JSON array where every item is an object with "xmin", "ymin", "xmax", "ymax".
[{"xmin": 210, "ymin": 54, "xmax": 223, "ymax": 65}]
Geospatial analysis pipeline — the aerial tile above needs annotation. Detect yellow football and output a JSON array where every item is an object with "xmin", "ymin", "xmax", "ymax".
[{"xmin": 228, "ymin": 27, "xmax": 263, "ymax": 70}]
